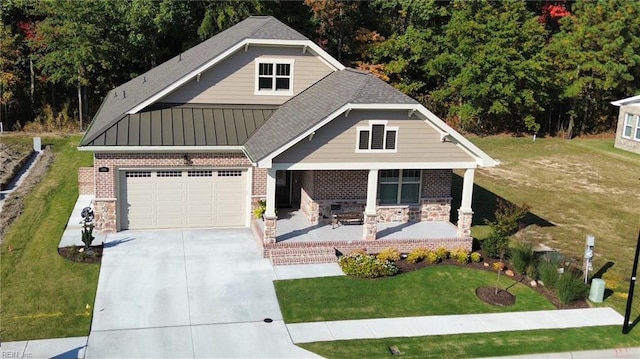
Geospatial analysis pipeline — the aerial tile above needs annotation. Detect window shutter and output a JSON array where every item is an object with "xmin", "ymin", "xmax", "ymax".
[
  {"xmin": 385, "ymin": 130, "xmax": 396, "ymax": 149},
  {"xmin": 371, "ymin": 124, "xmax": 385, "ymax": 149},
  {"xmin": 358, "ymin": 130, "xmax": 370, "ymax": 149}
]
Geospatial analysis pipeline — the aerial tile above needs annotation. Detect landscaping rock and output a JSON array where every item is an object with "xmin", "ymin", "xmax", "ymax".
[
  {"xmin": 530, "ymin": 280, "xmax": 537, "ymax": 287},
  {"xmin": 505, "ymin": 269, "xmax": 515, "ymax": 277},
  {"xmin": 484, "ymin": 262, "xmax": 490, "ymax": 267}
]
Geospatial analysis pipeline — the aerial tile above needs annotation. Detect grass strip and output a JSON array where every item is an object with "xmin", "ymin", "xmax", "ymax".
[
  {"xmin": 299, "ymin": 325, "xmax": 640, "ymax": 359},
  {"xmin": 1, "ymin": 135, "xmax": 98, "ymax": 341},
  {"xmin": 275, "ymin": 265, "xmax": 554, "ymax": 323}
]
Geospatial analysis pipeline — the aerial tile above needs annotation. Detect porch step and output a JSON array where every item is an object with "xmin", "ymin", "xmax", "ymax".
[{"xmin": 268, "ymin": 246, "xmax": 338, "ymax": 266}]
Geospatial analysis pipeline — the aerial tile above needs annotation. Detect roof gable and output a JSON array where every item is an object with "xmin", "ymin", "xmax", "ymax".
[
  {"xmin": 80, "ymin": 16, "xmax": 342, "ymax": 147},
  {"xmin": 243, "ymin": 69, "xmax": 418, "ymax": 162},
  {"xmin": 612, "ymin": 95, "xmax": 640, "ymax": 107}
]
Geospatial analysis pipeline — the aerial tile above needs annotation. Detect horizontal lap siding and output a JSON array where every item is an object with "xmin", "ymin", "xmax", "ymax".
[
  {"xmin": 273, "ymin": 110, "xmax": 474, "ymax": 163},
  {"xmin": 160, "ymin": 46, "xmax": 334, "ymax": 105}
]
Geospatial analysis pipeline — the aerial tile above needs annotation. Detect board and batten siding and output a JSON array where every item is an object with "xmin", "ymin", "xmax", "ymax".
[
  {"xmin": 273, "ymin": 110, "xmax": 475, "ymax": 164},
  {"xmin": 160, "ymin": 46, "xmax": 334, "ymax": 105}
]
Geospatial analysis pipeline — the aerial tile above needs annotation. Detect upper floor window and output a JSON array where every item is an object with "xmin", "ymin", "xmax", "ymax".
[
  {"xmin": 255, "ymin": 59, "xmax": 294, "ymax": 95},
  {"xmin": 623, "ymin": 113, "xmax": 634, "ymax": 138},
  {"xmin": 356, "ymin": 121, "xmax": 398, "ymax": 152}
]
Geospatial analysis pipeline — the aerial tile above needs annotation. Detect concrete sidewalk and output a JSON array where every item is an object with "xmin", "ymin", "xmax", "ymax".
[{"xmin": 287, "ymin": 307, "xmax": 624, "ymax": 343}]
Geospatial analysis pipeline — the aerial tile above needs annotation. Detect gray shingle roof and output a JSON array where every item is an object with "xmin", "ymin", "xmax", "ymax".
[
  {"xmin": 80, "ymin": 16, "xmax": 307, "ymax": 147},
  {"xmin": 243, "ymin": 68, "xmax": 419, "ymax": 162}
]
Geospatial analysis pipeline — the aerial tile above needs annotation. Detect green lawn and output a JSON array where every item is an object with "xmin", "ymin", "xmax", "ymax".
[
  {"xmin": 0, "ymin": 134, "xmax": 98, "ymax": 341},
  {"xmin": 275, "ymin": 265, "xmax": 554, "ymax": 323},
  {"xmin": 463, "ymin": 137, "xmax": 640, "ymax": 318},
  {"xmin": 300, "ymin": 326, "xmax": 640, "ymax": 359}
]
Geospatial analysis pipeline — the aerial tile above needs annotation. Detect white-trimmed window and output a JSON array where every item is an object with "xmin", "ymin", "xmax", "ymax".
[
  {"xmin": 255, "ymin": 59, "xmax": 294, "ymax": 95},
  {"xmin": 378, "ymin": 169, "xmax": 421, "ymax": 205},
  {"xmin": 635, "ymin": 115, "xmax": 640, "ymax": 140},
  {"xmin": 623, "ymin": 113, "xmax": 634, "ymax": 138},
  {"xmin": 356, "ymin": 121, "xmax": 398, "ymax": 152}
]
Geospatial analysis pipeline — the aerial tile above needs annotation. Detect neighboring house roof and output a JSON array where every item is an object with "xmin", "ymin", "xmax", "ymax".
[
  {"xmin": 80, "ymin": 16, "xmax": 340, "ymax": 147},
  {"xmin": 611, "ymin": 95, "xmax": 640, "ymax": 107},
  {"xmin": 84, "ymin": 105, "xmax": 275, "ymax": 147},
  {"xmin": 243, "ymin": 68, "xmax": 418, "ymax": 162}
]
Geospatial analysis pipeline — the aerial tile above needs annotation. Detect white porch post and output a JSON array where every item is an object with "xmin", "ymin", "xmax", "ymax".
[
  {"xmin": 457, "ymin": 168, "xmax": 475, "ymax": 236},
  {"xmin": 263, "ymin": 168, "xmax": 277, "ymax": 244},
  {"xmin": 363, "ymin": 169, "xmax": 378, "ymax": 240}
]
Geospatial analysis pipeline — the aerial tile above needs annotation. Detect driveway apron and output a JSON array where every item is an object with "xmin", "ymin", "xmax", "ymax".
[{"xmin": 85, "ymin": 228, "xmax": 319, "ymax": 358}]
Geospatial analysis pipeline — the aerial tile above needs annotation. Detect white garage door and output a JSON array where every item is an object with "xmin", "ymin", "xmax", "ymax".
[{"xmin": 120, "ymin": 169, "xmax": 247, "ymax": 230}]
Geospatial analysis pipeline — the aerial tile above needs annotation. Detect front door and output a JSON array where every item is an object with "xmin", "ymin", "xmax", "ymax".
[{"xmin": 275, "ymin": 170, "xmax": 291, "ymax": 208}]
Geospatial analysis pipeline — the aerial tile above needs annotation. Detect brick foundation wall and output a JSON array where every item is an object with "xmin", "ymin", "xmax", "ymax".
[
  {"xmin": 264, "ymin": 236, "xmax": 473, "ymax": 259},
  {"xmin": 78, "ymin": 167, "xmax": 94, "ymax": 195}
]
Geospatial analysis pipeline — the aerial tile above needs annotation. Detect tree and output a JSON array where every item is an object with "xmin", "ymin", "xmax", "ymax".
[
  {"xmin": 546, "ymin": 0, "xmax": 640, "ymax": 137},
  {"xmin": 0, "ymin": 25, "xmax": 22, "ymax": 128},
  {"xmin": 431, "ymin": 0, "xmax": 550, "ymax": 134}
]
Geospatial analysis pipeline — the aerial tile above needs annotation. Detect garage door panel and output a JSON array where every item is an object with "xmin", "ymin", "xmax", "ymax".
[{"xmin": 121, "ymin": 169, "xmax": 247, "ymax": 230}]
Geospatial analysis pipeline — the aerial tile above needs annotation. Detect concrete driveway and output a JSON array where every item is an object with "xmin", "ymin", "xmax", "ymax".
[{"xmin": 85, "ymin": 228, "xmax": 320, "ymax": 359}]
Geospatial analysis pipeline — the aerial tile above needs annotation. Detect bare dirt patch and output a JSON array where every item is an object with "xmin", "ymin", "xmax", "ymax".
[
  {"xmin": 0, "ymin": 148, "xmax": 54, "ymax": 242},
  {"xmin": 0, "ymin": 143, "xmax": 33, "ymax": 190},
  {"xmin": 58, "ymin": 245, "xmax": 103, "ymax": 264}
]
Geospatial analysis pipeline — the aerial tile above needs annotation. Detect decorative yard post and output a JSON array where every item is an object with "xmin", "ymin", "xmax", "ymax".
[
  {"xmin": 264, "ymin": 168, "xmax": 277, "ymax": 244},
  {"xmin": 363, "ymin": 169, "xmax": 378, "ymax": 240},
  {"xmin": 457, "ymin": 168, "xmax": 475, "ymax": 236}
]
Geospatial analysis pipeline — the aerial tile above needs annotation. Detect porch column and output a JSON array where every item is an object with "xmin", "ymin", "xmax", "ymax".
[
  {"xmin": 457, "ymin": 168, "xmax": 475, "ymax": 236},
  {"xmin": 363, "ymin": 169, "xmax": 378, "ymax": 241},
  {"xmin": 264, "ymin": 168, "xmax": 277, "ymax": 245}
]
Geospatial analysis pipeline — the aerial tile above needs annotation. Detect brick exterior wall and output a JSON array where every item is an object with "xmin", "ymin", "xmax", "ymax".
[
  {"xmin": 252, "ymin": 167, "xmax": 267, "ymax": 197},
  {"xmin": 92, "ymin": 152, "xmax": 252, "ymax": 232},
  {"xmin": 78, "ymin": 167, "xmax": 95, "ymax": 195},
  {"xmin": 298, "ymin": 169, "xmax": 453, "ymax": 226}
]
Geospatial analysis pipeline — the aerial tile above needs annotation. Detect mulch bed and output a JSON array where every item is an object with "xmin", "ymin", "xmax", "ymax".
[
  {"xmin": 476, "ymin": 287, "xmax": 516, "ymax": 306},
  {"xmin": 393, "ymin": 252, "xmax": 589, "ymax": 310},
  {"xmin": 58, "ymin": 245, "xmax": 103, "ymax": 264}
]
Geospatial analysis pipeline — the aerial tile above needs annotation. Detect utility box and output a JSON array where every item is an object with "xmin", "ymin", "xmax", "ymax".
[
  {"xmin": 589, "ymin": 278, "xmax": 605, "ymax": 303},
  {"xmin": 33, "ymin": 137, "xmax": 41, "ymax": 152}
]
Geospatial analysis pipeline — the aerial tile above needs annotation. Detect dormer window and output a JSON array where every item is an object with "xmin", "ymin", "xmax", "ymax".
[
  {"xmin": 255, "ymin": 59, "xmax": 294, "ymax": 95},
  {"xmin": 356, "ymin": 121, "xmax": 398, "ymax": 152}
]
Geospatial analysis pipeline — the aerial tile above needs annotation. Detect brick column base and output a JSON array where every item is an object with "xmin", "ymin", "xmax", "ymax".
[
  {"xmin": 263, "ymin": 215, "xmax": 277, "ymax": 244},
  {"xmin": 457, "ymin": 210, "xmax": 473, "ymax": 236},
  {"xmin": 362, "ymin": 213, "xmax": 377, "ymax": 241},
  {"xmin": 94, "ymin": 198, "xmax": 117, "ymax": 233}
]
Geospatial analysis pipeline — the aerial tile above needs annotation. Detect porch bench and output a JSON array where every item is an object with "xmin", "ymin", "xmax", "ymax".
[{"xmin": 332, "ymin": 212, "xmax": 364, "ymax": 228}]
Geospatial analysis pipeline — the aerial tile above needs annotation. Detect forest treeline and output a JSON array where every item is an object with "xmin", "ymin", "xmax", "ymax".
[{"xmin": 1, "ymin": 0, "xmax": 639, "ymax": 137}]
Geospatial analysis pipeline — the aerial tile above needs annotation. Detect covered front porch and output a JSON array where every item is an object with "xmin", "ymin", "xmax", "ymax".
[{"xmin": 262, "ymin": 208, "xmax": 461, "ymax": 243}]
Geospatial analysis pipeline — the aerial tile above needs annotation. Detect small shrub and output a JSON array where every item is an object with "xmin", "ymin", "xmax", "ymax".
[
  {"xmin": 435, "ymin": 247, "xmax": 449, "ymax": 260},
  {"xmin": 526, "ymin": 263, "xmax": 537, "ymax": 280},
  {"xmin": 253, "ymin": 200, "xmax": 266, "ymax": 219},
  {"xmin": 481, "ymin": 232, "xmax": 509, "ymax": 259},
  {"xmin": 451, "ymin": 248, "xmax": 469, "ymax": 264},
  {"xmin": 538, "ymin": 257, "xmax": 560, "ymax": 290},
  {"xmin": 349, "ymin": 248, "xmax": 368, "ymax": 256},
  {"xmin": 510, "ymin": 240, "xmax": 535, "ymax": 274},
  {"xmin": 470, "ymin": 252, "xmax": 482, "ymax": 263},
  {"xmin": 493, "ymin": 261, "xmax": 505, "ymax": 271},
  {"xmin": 338, "ymin": 252, "xmax": 398, "ymax": 278},
  {"xmin": 376, "ymin": 248, "xmax": 401, "ymax": 262},
  {"xmin": 556, "ymin": 270, "xmax": 589, "ymax": 304},
  {"xmin": 81, "ymin": 223, "xmax": 95, "ymax": 250},
  {"xmin": 425, "ymin": 251, "xmax": 440, "ymax": 264},
  {"xmin": 407, "ymin": 247, "xmax": 429, "ymax": 263}
]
